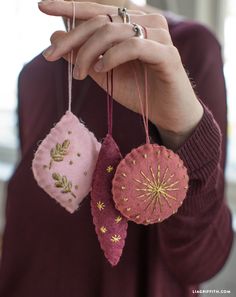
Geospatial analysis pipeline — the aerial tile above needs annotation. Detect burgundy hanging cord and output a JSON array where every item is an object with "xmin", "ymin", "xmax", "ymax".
[{"xmin": 106, "ymin": 14, "xmax": 114, "ymax": 135}]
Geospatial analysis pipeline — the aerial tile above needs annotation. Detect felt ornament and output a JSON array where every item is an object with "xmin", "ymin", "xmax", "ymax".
[
  {"xmin": 32, "ymin": 7, "xmax": 101, "ymax": 213},
  {"xmin": 91, "ymin": 70, "xmax": 128, "ymax": 266},
  {"xmin": 112, "ymin": 64, "xmax": 189, "ymax": 225}
]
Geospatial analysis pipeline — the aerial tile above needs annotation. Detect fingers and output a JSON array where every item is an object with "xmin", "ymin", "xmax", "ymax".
[
  {"xmin": 39, "ymin": 1, "xmax": 174, "ymax": 80},
  {"xmin": 43, "ymin": 11, "xmax": 171, "ymax": 61},
  {"xmin": 93, "ymin": 38, "xmax": 181, "ymax": 75},
  {"xmin": 38, "ymin": 0, "xmax": 167, "ymax": 30},
  {"xmin": 44, "ymin": 15, "xmax": 110, "ymax": 61},
  {"xmin": 38, "ymin": 0, "xmax": 144, "ymax": 19},
  {"xmin": 74, "ymin": 25, "xmax": 172, "ymax": 79},
  {"xmin": 44, "ymin": 20, "xmax": 171, "ymax": 79}
]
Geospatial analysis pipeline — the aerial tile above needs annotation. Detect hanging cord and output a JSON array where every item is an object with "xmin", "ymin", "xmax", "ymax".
[
  {"xmin": 106, "ymin": 15, "xmax": 149, "ymax": 139},
  {"xmin": 132, "ymin": 25, "xmax": 150, "ymax": 144},
  {"xmin": 106, "ymin": 70, "xmax": 114, "ymax": 135},
  {"xmin": 106, "ymin": 14, "xmax": 114, "ymax": 135},
  {"xmin": 133, "ymin": 63, "xmax": 150, "ymax": 144},
  {"xmin": 67, "ymin": 1, "xmax": 76, "ymax": 112}
]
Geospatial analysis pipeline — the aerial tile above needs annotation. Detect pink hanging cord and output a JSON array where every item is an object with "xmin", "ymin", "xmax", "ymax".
[
  {"xmin": 133, "ymin": 63, "xmax": 150, "ymax": 144},
  {"xmin": 67, "ymin": 1, "xmax": 76, "ymax": 112}
]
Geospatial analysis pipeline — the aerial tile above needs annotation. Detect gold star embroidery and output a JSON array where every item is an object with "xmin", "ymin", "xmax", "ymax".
[
  {"xmin": 115, "ymin": 216, "xmax": 122, "ymax": 223},
  {"xmin": 100, "ymin": 226, "xmax": 107, "ymax": 234},
  {"xmin": 106, "ymin": 165, "xmax": 114, "ymax": 173},
  {"xmin": 111, "ymin": 235, "xmax": 121, "ymax": 243},
  {"xmin": 97, "ymin": 201, "xmax": 105, "ymax": 211}
]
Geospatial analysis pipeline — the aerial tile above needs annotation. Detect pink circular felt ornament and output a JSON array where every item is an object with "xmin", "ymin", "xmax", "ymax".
[
  {"xmin": 112, "ymin": 143, "xmax": 189, "ymax": 225},
  {"xmin": 112, "ymin": 62, "xmax": 189, "ymax": 225}
]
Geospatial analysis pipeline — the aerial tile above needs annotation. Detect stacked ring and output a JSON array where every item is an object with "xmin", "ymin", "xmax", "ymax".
[
  {"xmin": 117, "ymin": 7, "xmax": 147, "ymax": 39},
  {"xmin": 132, "ymin": 23, "xmax": 145, "ymax": 39},
  {"xmin": 118, "ymin": 8, "xmax": 131, "ymax": 24}
]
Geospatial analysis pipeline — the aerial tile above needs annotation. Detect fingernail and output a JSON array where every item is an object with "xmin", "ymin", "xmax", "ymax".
[
  {"xmin": 94, "ymin": 60, "xmax": 104, "ymax": 72},
  {"xmin": 38, "ymin": 1, "xmax": 48, "ymax": 5},
  {"xmin": 73, "ymin": 66, "xmax": 80, "ymax": 79},
  {"xmin": 42, "ymin": 46, "xmax": 54, "ymax": 58},
  {"xmin": 38, "ymin": 0, "xmax": 54, "ymax": 5}
]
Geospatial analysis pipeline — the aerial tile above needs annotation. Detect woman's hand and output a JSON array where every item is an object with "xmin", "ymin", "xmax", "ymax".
[{"xmin": 38, "ymin": 0, "xmax": 203, "ymax": 150}]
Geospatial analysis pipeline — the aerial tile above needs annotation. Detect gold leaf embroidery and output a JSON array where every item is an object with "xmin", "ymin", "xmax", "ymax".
[
  {"xmin": 52, "ymin": 172, "xmax": 76, "ymax": 198},
  {"xmin": 49, "ymin": 140, "xmax": 70, "ymax": 169}
]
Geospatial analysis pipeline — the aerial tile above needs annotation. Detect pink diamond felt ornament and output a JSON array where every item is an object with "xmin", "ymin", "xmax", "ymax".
[
  {"xmin": 112, "ymin": 64, "xmax": 189, "ymax": 225},
  {"xmin": 32, "ymin": 10, "xmax": 101, "ymax": 213},
  {"xmin": 32, "ymin": 111, "xmax": 101, "ymax": 213},
  {"xmin": 91, "ymin": 71, "xmax": 128, "ymax": 266}
]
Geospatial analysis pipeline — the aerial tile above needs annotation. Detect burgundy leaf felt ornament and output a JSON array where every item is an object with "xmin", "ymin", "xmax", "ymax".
[
  {"xmin": 112, "ymin": 64, "xmax": 189, "ymax": 225},
  {"xmin": 32, "ymin": 8, "xmax": 101, "ymax": 213},
  {"xmin": 91, "ymin": 71, "xmax": 128, "ymax": 266}
]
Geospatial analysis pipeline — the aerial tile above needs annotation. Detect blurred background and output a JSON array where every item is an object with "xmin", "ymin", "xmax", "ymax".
[{"xmin": 0, "ymin": 0, "xmax": 235, "ymax": 294}]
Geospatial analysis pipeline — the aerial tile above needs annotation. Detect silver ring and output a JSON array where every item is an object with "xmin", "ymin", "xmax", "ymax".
[
  {"xmin": 118, "ymin": 8, "xmax": 131, "ymax": 24},
  {"xmin": 132, "ymin": 23, "xmax": 145, "ymax": 39}
]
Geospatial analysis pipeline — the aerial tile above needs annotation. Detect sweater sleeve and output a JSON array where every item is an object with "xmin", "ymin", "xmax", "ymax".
[{"xmin": 157, "ymin": 22, "xmax": 234, "ymax": 285}]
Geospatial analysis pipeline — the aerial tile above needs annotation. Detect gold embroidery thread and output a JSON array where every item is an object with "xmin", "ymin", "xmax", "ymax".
[
  {"xmin": 52, "ymin": 172, "xmax": 76, "ymax": 198},
  {"xmin": 111, "ymin": 235, "xmax": 121, "ymax": 243},
  {"xmin": 97, "ymin": 201, "xmax": 105, "ymax": 211},
  {"xmin": 115, "ymin": 216, "xmax": 122, "ymax": 223},
  {"xmin": 49, "ymin": 140, "xmax": 70, "ymax": 169},
  {"xmin": 100, "ymin": 226, "xmax": 107, "ymax": 234},
  {"xmin": 135, "ymin": 164, "xmax": 179, "ymax": 213},
  {"xmin": 106, "ymin": 165, "xmax": 114, "ymax": 173}
]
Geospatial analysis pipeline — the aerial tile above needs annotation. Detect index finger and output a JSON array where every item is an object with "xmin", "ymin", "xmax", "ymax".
[{"xmin": 38, "ymin": 0, "xmax": 145, "ymax": 20}]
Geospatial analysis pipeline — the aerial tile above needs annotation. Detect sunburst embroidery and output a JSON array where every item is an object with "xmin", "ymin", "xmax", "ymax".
[
  {"xmin": 97, "ymin": 201, "xmax": 105, "ymax": 211},
  {"xmin": 134, "ymin": 163, "xmax": 179, "ymax": 213}
]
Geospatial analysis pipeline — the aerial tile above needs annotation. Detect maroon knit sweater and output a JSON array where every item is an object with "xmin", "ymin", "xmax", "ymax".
[{"xmin": 0, "ymin": 17, "xmax": 233, "ymax": 297}]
